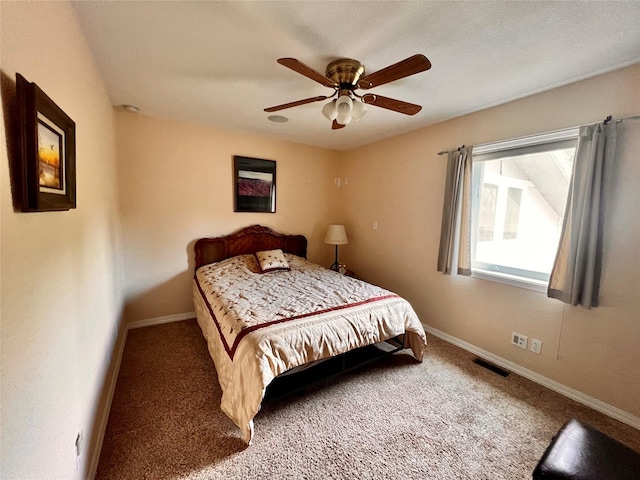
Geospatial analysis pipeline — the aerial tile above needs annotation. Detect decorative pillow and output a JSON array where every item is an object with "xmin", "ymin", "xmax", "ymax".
[{"xmin": 255, "ymin": 249, "xmax": 290, "ymax": 273}]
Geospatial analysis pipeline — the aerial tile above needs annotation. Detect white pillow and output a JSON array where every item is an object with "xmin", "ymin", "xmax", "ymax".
[{"xmin": 255, "ymin": 249, "xmax": 290, "ymax": 273}]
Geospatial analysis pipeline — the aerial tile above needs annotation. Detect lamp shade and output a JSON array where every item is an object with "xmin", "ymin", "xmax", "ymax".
[
  {"xmin": 350, "ymin": 99, "xmax": 367, "ymax": 121},
  {"xmin": 335, "ymin": 95, "xmax": 353, "ymax": 114},
  {"xmin": 324, "ymin": 224, "xmax": 348, "ymax": 245},
  {"xmin": 321, "ymin": 100, "xmax": 337, "ymax": 121},
  {"xmin": 336, "ymin": 112, "xmax": 352, "ymax": 125}
]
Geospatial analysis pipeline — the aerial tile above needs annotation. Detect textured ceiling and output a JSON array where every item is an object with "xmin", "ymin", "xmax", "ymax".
[{"xmin": 73, "ymin": 1, "xmax": 640, "ymax": 151}]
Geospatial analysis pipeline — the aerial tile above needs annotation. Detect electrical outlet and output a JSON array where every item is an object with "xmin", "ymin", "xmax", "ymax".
[
  {"xmin": 511, "ymin": 332, "xmax": 528, "ymax": 349},
  {"xmin": 530, "ymin": 339, "xmax": 542, "ymax": 354}
]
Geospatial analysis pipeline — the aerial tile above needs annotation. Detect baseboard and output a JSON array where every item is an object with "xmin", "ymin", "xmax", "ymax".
[
  {"xmin": 423, "ymin": 324, "xmax": 640, "ymax": 431},
  {"xmin": 87, "ymin": 323, "xmax": 129, "ymax": 480},
  {"xmin": 128, "ymin": 311, "xmax": 195, "ymax": 330},
  {"xmin": 87, "ymin": 311, "xmax": 195, "ymax": 479}
]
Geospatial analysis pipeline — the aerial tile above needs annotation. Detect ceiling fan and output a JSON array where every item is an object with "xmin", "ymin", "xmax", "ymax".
[{"xmin": 264, "ymin": 54, "xmax": 432, "ymax": 130}]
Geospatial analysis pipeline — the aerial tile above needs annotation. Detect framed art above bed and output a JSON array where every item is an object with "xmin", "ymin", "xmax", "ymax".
[{"xmin": 233, "ymin": 156, "xmax": 276, "ymax": 213}]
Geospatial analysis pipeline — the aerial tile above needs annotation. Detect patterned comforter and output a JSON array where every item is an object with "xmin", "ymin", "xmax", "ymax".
[{"xmin": 193, "ymin": 253, "xmax": 427, "ymax": 444}]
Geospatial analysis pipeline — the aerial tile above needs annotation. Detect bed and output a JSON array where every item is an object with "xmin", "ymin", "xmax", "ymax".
[{"xmin": 192, "ymin": 225, "xmax": 427, "ymax": 444}]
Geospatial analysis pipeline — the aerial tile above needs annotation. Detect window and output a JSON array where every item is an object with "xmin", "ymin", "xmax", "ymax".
[
  {"xmin": 478, "ymin": 183, "xmax": 498, "ymax": 241},
  {"xmin": 471, "ymin": 128, "xmax": 579, "ymax": 291}
]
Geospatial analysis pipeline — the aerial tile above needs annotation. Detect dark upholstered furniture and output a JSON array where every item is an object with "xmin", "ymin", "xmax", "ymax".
[{"xmin": 533, "ymin": 418, "xmax": 640, "ymax": 480}]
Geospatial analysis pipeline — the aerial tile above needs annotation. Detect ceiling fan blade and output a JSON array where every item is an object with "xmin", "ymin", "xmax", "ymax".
[
  {"xmin": 361, "ymin": 93, "xmax": 422, "ymax": 115},
  {"xmin": 332, "ymin": 119, "xmax": 345, "ymax": 130},
  {"xmin": 277, "ymin": 58, "xmax": 338, "ymax": 88},
  {"xmin": 264, "ymin": 95, "xmax": 329, "ymax": 112},
  {"xmin": 357, "ymin": 54, "xmax": 431, "ymax": 89}
]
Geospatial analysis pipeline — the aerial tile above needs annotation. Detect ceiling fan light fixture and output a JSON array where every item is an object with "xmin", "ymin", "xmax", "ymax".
[
  {"xmin": 321, "ymin": 100, "xmax": 338, "ymax": 121},
  {"xmin": 351, "ymin": 99, "xmax": 367, "ymax": 121},
  {"xmin": 336, "ymin": 112, "xmax": 352, "ymax": 125},
  {"xmin": 267, "ymin": 54, "xmax": 432, "ymax": 131},
  {"xmin": 335, "ymin": 94, "xmax": 353, "ymax": 114}
]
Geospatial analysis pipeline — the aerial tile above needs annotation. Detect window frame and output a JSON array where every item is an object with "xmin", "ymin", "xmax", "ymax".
[{"xmin": 470, "ymin": 128, "xmax": 579, "ymax": 292}]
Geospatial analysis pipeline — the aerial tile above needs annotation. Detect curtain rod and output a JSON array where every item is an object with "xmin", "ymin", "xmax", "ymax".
[
  {"xmin": 615, "ymin": 114, "xmax": 640, "ymax": 123},
  {"xmin": 437, "ymin": 114, "xmax": 640, "ymax": 156},
  {"xmin": 437, "ymin": 145, "xmax": 464, "ymax": 156}
]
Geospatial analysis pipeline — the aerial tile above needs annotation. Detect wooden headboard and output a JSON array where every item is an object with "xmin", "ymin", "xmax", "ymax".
[{"xmin": 194, "ymin": 225, "xmax": 308, "ymax": 270}]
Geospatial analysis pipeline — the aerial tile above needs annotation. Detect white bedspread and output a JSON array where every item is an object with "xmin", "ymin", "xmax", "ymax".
[{"xmin": 193, "ymin": 254, "xmax": 427, "ymax": 444}]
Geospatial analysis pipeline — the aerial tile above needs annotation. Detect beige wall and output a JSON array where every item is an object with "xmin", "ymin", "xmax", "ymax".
[
  {"xmin": 115, "ymin": 112, "xmax": 340, "ymax": 322},
  {"xmin": 1, "ymin": 5, "xmax": 637, "ymax": 479},
  {"xmin": 1, "ymin": 2, "xmax": 125, "ymax": 479},
  {"xmin": 338, "ymin": 64, "xmax": 640, "ymax": 419}
]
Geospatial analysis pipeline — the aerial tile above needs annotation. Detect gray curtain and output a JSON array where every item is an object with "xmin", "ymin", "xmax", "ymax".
[
  {"xmin": 437, "ymin": 146, "xmax": 473, "ymax": 275},
  {"xmin": 548, "ymin": 121, "xmax": 618, "ymax": 308}
]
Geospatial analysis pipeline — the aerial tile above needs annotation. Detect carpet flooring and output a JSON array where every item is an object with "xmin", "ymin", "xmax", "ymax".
[{"xmin": 96, "ymin": 319, "xmax": 640, "ymax": 479}]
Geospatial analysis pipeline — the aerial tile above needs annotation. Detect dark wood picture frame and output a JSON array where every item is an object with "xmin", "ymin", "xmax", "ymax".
[
  {"xmin": 16, "ymin": 73, "xmax": 76, "ymax": 212},
  {"xmin": 233, "ymin": 156, "xmax": 276, "ymax": 213}
]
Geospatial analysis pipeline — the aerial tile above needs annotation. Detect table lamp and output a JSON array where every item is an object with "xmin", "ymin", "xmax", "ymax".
[{"xmin": 324, "ymin": 224, "xmax": 348, "ymax": 271}]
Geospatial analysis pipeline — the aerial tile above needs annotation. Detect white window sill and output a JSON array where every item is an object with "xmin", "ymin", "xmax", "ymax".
[{"xmin": 471, "ymin": 268, "xmax": 548, "ymax": 293}]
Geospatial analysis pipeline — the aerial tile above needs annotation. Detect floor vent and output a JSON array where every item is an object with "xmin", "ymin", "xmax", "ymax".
[{"xmin": 473, "ymin": 358, "xmax": 510, "ymax": 377}]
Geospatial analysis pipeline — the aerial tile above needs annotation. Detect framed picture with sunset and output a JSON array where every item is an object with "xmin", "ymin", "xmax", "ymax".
[
  {"xmin": 16, "ymin": 73, "xmax": 76, "ymax": 211},
  {"xmin": 233, "ymin": 156, "xmax": 276, "ymax": 213}
]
